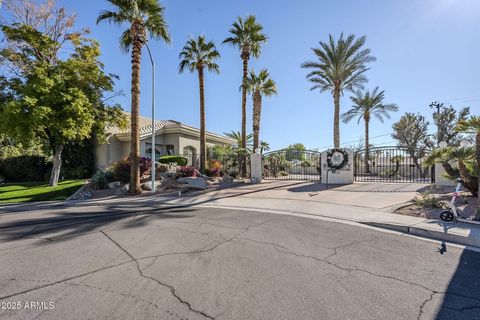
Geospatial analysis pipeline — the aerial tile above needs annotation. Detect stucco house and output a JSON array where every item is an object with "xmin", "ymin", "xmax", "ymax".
[{"xmin": 94, "ymin": 114, "xmax": 235, "ymax": 168}]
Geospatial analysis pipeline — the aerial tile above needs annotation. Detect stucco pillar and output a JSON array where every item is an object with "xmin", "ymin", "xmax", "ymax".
[
  {"xmin": 321, "ymin": 149, "xmax": 354, "ymax": 184},
  {"xmin": 250, "ymin": 149, "xmax": 262, "ymax": 183}
]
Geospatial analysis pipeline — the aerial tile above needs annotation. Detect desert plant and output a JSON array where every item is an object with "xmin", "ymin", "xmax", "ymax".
[
  {"xmin": 91, "ymin": 170, "xmax": 114, "ymax": 190},
  {"xmin": 112, "ymin": 157, "xmax": 152, "ymax": 184},
  {"xmin": 414, "ymin": 192, "xmax": 443, "ymax": 209},
  {"xmin": 206, "ymin": 159, "xmax": 222, "ymax": 177},
  {"xmin": 177, "ymin": 166, "xmax": 196, "ymax": 178}
]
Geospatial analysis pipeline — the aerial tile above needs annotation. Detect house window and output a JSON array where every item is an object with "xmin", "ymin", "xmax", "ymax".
[
  {"xmin": 166, "ymin": 145, "xmax": 174, "ymax": 155},
  {"xmin": 146, "ymin": 148, "xmax": 161, "ymax": 161}
]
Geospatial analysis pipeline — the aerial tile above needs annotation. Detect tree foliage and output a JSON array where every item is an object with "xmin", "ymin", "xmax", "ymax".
[
  {"xmin": 301, "ymin": 33, "xmax": 375, "ymax": 147},
  {"xmin": 392, "ymin": 113, "xmax": 433, "ymax": 176},
  {"xmin": 0, "ymin": 18, "xmax": 126, "ymax": 185},
  {"xmin": 432, "ymin": 104, "xmax": 470, "ymax": 146}
]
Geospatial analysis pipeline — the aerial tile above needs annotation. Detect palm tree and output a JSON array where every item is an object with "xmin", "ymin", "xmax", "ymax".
[
  {"xmin": 97, "ymin": 0, "xmax": 170, "ymax": 195},
  {"xmin": 260, "ymin": 141, "xmax": 270, "ymax": 154},
  {"xmin": 301, "ymin": 33, "xmax": 375, "ymax": 148},
  {"xmin": 245, "ymin": 69, "xmax": 277, "ymax": 152},
  {"xmin": 179, "ymin": 36, "xmax": 220, "ymax": 173},
  {"xmin": 341, "ymin": 87, "xmax": 398, "ymax": 172},
  {"xmin": 224, "ymin": 131, "xmax": 253, "ymax": 152},
  {"xmin": 456, "ymin": 116, "xmax": 480, "ymax": 199},
  {"xmin": 223, "ymin": 15, "xmax": 267, "ymax": 176}
]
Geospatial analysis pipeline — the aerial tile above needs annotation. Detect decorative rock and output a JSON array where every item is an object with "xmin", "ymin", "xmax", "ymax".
[
  {"xmin": 222, "ymin": 175, "xmax": 233, "ymax": 183},
  {"xmin": 141, "ymin": 181, "xmax": 163, "ymax": 191},
  {"xmin": 70, "ymin": 191, "xmax": 92, "ymax": 200},
  {"xmin": 177, "ymin": 177, "xmax": 208, "ymax": 190},
  {"xmin": 108, "ymin": 181, "xmax": 122, "ymax": 189}
]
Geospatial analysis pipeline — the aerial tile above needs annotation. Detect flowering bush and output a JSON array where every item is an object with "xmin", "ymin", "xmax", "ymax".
[
  {"xmin": 177, "ymin": 166, "xmax": 196, "ymax": 178},
  {"xmin": 111, "ymin": 157, "xmax": 152, "ymax": 183},
  {"xmin": 206, "ymin": 159, "xmax": 222, "ymax": 177}
]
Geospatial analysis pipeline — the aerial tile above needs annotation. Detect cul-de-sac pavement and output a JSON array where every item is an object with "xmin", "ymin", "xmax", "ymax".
[{"xmin": 1, "ymin": 181, "xmax": 479, "ymax": 320}]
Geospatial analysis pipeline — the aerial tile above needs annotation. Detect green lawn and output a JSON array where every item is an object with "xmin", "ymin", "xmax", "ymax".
[{"xmin": 0, "ymin": 180, "xmax": 85, "ymax": 203}]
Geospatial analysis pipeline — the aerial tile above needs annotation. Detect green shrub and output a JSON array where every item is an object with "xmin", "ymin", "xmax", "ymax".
[
  {"xmin": 159, "ymin": 155, "xmax": 187, "ymax": 166},
  {"xmin": 414, "ymin": 192, "xmax": 443, "ymax": 208},
  {"xmin": 279, "ymin": 171, "xmax": 289, "ymax": 176},
  {"xmin": 0, "ymin": 155, "xmax": 50, "ymax": 182},
  {"xmin": 91, "ymin": 170, "xmax": 113, "ymax": 190}
]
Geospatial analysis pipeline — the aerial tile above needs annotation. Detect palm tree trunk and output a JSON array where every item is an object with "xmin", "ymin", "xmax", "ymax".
[
  {"xmin": 48, "ymin": 144, "xmax": 64, "ymax": 187},
  {"xmin": 198, "ymin": 66, "xmax": 206, "ymax": 173},
  {"xmin": 333, "ymin": 86, "xmax": 341, "ymax": 148},
  {"xmin": 459, "ymin": 160, "xmax": 478, "ymax": 197},
  {"xmin": 129, "ymin": 37, "xmax": 142, "ymax": 195},
  {"xmin": 364, "ymin": 117, "xmax": 370, "ymax": 173},
  {"xmin": 241, "ymin": 53, "xmax": 249, "ymax": 176},
  {"xmin": 252, "ymin": 91, "xmax": 262, "ymax": 152}
]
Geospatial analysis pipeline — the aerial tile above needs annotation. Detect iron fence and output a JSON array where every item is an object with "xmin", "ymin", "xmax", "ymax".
[
  {"xmin": 262, "ymin": 149, "xmax": 321, "ymax": 181},
  {"xmin": 354, "ymin": 146, "xmax": 434, "ymax": 183}
]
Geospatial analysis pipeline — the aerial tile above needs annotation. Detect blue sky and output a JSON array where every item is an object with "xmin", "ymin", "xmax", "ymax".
[{"xmin": 57, "ymin": 0, "xmax": 479, "ymax": 150}]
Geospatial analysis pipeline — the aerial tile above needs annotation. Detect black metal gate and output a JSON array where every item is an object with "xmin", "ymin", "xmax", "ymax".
[
  {"xmin": 354, "ymin": 146, "xmax": 434, "ymax": 183},
  {"xmin": 263, "ymin": 149, "xmax": 321, "ymax": 181}
]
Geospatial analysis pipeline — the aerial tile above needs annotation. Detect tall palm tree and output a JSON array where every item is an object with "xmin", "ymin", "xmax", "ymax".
[
  {"xmin": 97, "ymin": 0, "xmax": 170, "ymax": 195},
  {"xmin": 224, "ymin": 131, "xmax": 253, "ymax": 152},
  {"xmin": 456, "ymin": 116, "xmax": 480, "ymax": 199},
  {"xmin": 179, "ymin": 36, "xmax": 220, "ymax": 173},
  {"xmin": 301, "ymin": 33, "xmax": 375, "ymax": 148},
  {"xmin": 341, "ymin": 87, "xmax": 398, "ymax": 172},
  {"xmin": 223, "ymin": 15, "xmax": 267, "ymax": 176},
  {"xmin": 245, "ymin": 69, "xmax": 277, "ymax": 152}
]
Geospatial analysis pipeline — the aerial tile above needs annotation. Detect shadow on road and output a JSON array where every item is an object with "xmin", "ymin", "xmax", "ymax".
[
  {"xmin": 0, "ymin": 205, "xmax": 199, "ymax": 243},
  {"xmin": 435, "ymin": 248, "xmax": 480, "ymax": 319}
]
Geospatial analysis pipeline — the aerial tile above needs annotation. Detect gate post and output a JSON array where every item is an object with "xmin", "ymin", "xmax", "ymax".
[
  {"xmin": 320, "ymin": 149, "xmax": 354, "ymax": 184},
  {"xmin": 250, "ymin": 149, "xmax": 262, "ymax": 183}
]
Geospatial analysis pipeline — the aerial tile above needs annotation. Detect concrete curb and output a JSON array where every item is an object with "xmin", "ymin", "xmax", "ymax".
[{"xmin": 361, "ymin": 221, "xmax": 480, "ymax": 248}]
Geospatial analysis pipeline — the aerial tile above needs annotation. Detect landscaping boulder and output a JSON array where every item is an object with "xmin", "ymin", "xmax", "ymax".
[
  {"xmin": 177, "ymin": 177, "xmax": 208, "ymax": 190},
  {"xmin": 108, "ymin": 181, "xmax": 122, "ymax": 189},
  {"xmin": 141, "ymin": 180, "xmax": 163, "ymax": 191},
  {"xmin": 222, "ymin": 175, "xmax": 234, "ymax": 183}
]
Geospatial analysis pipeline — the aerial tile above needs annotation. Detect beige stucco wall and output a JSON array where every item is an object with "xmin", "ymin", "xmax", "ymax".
[
  {"xmin": 435, "ymin": 162, "xmax": 457, "ymax": 187},
  {"xmin": 95, "ymin": 131, "xmax": 232, "ymax": 168},
  {"xmin": 94, "ymin": 136, "xmax": 129, "ymax": 169}
]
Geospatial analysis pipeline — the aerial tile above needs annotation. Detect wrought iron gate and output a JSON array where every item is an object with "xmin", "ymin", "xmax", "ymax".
[
  {"xmin": 263, "ymin": 149, "xmax": 321, "ymax": 181},
  {"xmin": 354, "ymin": 146, "xmax": 434, "ymax": 183}
]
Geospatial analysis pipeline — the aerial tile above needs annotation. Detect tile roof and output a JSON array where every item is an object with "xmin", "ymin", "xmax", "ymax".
[{"xmin": 118, "ymin": 119, "xmax": 180, "ymax": 135}]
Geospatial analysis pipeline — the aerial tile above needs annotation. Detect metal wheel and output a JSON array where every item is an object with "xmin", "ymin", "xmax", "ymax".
[{"xmin": 440, "ymin": 210, "xmax": 454, "ymax": 222}]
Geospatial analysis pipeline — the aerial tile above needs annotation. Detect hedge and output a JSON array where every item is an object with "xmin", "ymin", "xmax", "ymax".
[
  {"xmin": 158, "ymin": 155, "xmax": 187, "ymax": 166},
  {"xmin": 0, "ymin": 155, "xmax": 51, "ymax": 182}
]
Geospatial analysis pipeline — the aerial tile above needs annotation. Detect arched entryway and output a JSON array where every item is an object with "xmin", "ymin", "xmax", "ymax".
[{"xmin": 183, "ymin": 146, "xmax": 197, "ymax": 167}]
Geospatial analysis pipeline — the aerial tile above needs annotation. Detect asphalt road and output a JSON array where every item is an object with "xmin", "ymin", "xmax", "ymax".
[{"xmin": 0, "ymin": 204, "xmax": 479, "ymax": 320}]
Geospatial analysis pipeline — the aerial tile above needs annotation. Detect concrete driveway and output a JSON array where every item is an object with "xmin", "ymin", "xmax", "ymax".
[
  {"xmin": 1, "ymin": 204, "xmax": 479, "ymax": 320},
  {"xmin": 172, "ymin": 180, "xmax": 429, "ymax": 210}
]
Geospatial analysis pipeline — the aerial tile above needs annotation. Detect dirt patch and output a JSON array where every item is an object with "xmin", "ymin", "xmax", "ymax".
[{"xmin": 394, "ymin": 186, "xmax": 479, "ymax": 220}]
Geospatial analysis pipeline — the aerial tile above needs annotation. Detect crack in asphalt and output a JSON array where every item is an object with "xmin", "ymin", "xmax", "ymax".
[
  {"xmin": 234, "ymin": 236, "xmax": 480, "ymax": 320},
  {"xmin": 101, "ymin": 231, "xmax": 216, "ymax": 320},
  {"xmin": 99, "ymin": 217, "xmax": 277, "ymax": 320},
  {"xmin": 0, "ymin": 260, "xmax": 133, "ymax": 300}
]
